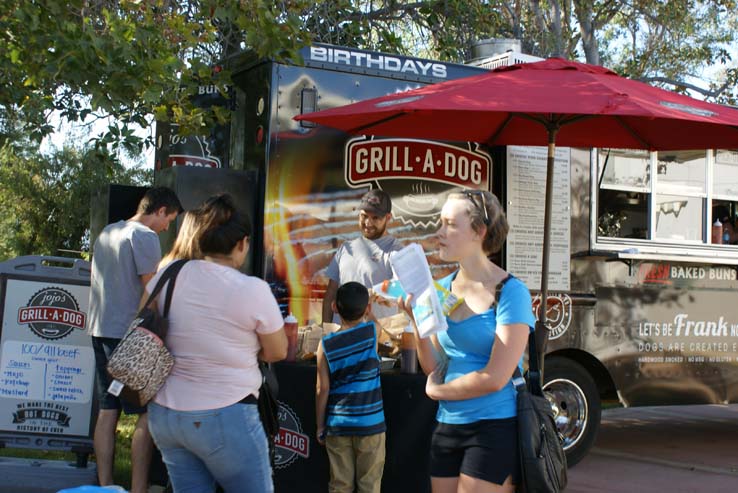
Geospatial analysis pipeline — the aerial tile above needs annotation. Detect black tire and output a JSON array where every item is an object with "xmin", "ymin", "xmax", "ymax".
[{"xmin": 542, "ymin": 357, "xmax": 601, "ymax": 468}]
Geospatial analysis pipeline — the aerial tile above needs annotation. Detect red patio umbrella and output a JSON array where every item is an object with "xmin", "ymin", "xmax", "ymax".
[
  {"xmin": 295, "ymin": 57, "xmax": 738, "ymax": 388},
  {"xmin": 295, "ymin": 58, "xmax": 738, "ymax": 149}
]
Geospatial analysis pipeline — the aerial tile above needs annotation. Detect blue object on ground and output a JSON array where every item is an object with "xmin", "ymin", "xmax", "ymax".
[{"xmin": 57, "ymin": 486, "xmax": 127, "ymax": 493}]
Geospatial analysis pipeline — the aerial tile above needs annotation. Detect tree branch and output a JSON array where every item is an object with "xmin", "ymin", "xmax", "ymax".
[
  {"xmin": 638, "ymin": 76, "xmax": 732, "ymax": 99},
  {"xmin": 344, "ymin": 2, "xmax": 433, "ymax": 22}
]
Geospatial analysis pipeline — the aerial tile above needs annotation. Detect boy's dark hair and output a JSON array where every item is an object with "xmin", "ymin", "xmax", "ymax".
[
  {"xmin": 336, "ymin": 282, "xmax": 369, "ymax": 322},
  {"xmin": 137, "ymin": 187, "xmax": 183, "ymax": 215}
]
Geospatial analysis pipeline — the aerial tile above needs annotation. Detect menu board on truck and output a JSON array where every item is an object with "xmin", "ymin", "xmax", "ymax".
[
  {"xmin": 505, "ymin": 145, "xmax": 571, "ymax": 292},
  {"xmin": 0, "ymin": 276, "xmax": 94, "ymax": 438}
]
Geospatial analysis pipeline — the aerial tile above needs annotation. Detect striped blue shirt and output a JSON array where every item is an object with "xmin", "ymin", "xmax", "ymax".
[{"xmin": 322, "ymin": 321, "xmax": 386, "ymax": 436}]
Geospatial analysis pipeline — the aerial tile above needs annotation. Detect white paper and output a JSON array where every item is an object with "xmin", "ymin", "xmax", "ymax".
[
  {"xmin": 389, "ymin": 243, "xmax": 448, "ymax": 338},
  {"xmin": 107, "ymin": 379, "xmax": 123, "ymax": 397},
  {"xmin": 505, "ymin": 145, "xmax": 571, "ymax": 291}
]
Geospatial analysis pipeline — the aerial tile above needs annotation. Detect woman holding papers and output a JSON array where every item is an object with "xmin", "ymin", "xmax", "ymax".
[{"xmin": 399, "ymin": 190, "xmax": 535, "ymax": 493}]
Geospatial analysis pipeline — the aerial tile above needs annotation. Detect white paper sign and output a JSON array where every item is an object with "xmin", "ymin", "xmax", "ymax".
[
  {"xmin": 0, "ymin": 341, "xmax": 93, "ymax": 403},
  {"xmin": 0, "ymin": 278, "xmax": 94, "ymax": 436},
  {"xmin": 505, "ymin": 146, "xmax": 571, "ymax": 292}
]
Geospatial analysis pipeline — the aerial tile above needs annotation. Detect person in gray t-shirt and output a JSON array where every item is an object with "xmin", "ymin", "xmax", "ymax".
[
  {"xmin": 323, "ymin": 189, "xmax": 403, "ymax": 324},
  {"xmin": 88, "ymin": 187, "xmax": 181, "ymax": 493}
]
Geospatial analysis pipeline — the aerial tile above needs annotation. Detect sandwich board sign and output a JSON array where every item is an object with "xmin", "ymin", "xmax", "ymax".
[{"xmin": 0, "ymin": 256, "xmax": 94, "ymax": 455}]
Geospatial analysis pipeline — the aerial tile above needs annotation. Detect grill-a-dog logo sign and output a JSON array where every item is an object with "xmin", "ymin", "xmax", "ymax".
[
  {"xmin": 273, "ymin": 402, "xmax": 310, "ymax": 469},
  {"xmin": 345, "ymin": 137, "xmax": 491, "ymax": 228},
  {"xmin": 17, "ymin": 287, "xmax": 86, "ymax": 340},
  {"xmin": 532, "ymin": 293, "xmax": 572, "ymax": 340}
]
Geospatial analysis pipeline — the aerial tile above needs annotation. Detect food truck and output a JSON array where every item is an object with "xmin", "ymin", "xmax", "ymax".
[{"xmin": 148, "ymin": 43, "xmax": 738, "ymax": 482}]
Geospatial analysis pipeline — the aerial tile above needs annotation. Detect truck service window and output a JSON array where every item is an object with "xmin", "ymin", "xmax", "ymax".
[
  {"xmin": 713, "ymin": 150, "xmax": 738, "ymax": 198},
  {"xmin": 712, "ymin": 150, "xmax": 738, "ymax": 245},
  {"xmin": 596, "ymin": 148, "xmax": 738, "ymax": 248},
  {"xmin": 597, "ymin": 149, "xmax": 650, "ymax": 239},
  {"xmin": 653, "ymin": 150, "xmax": 706, "ymax": 242}
]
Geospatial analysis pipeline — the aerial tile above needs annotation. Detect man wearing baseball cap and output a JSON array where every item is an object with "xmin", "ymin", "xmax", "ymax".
[{"xmin": 322, "ymin": 189, "xmax": 403, "ymax": 324}]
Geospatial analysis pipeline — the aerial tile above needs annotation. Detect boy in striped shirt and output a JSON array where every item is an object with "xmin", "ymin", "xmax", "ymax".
[{"xmin": 316, "ymin": 281, "xmax": 386, "ymax": 493}]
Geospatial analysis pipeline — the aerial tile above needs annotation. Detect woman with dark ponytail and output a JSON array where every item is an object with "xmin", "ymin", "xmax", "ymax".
[
  {"xmin": 144, "ymin": 194, "xmax": 287, "ymax": 493},
  {"xmin": 400, "ymin": 190, "xmax": 535, "ymax": 493}
]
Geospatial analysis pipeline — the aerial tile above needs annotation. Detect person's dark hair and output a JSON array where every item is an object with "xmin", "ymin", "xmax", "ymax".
[
  {"xmin": 196, "ymin": 194, "xmax": 252, "ymax": 256},
  {"xmin": 335, "ymin": 282, "xmax": 369, "ymax": 322},
  {"xmin": 358, "ymin": 189, "xmax": 392, "ymax": 216},
  {"xmin": 450, "ymin": 190, "xmax": 509, "ymax": 255},
  {"xmin": 137, "ymin": 187, "xmax": 183, "ymax": 215}
]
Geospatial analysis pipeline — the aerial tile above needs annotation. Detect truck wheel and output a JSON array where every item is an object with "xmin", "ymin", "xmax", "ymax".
[{"xmin": 542, "ymin": 357, "xmax": 601, "ymax": 467}]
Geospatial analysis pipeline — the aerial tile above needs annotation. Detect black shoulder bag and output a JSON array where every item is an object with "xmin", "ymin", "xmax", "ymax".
[
  {"xmin": 510, "ymin": 304, "xmax": 568, "ymax": 490},
  {"xmin": 495, "ymin": 276, "xmax": 567, "ymax": 493},
  {"xmin": 258, "ymin": 361, "xmax": 280, "ymax": 466}
]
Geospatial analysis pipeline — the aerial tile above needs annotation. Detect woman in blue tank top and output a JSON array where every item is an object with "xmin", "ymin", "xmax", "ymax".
[{"xmin": 400, "ymin": 190, "xmax": 535, "ymax": 493}]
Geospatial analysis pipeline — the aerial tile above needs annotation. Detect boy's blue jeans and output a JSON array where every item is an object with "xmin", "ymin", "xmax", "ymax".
[{"xmin": 148, "ymin": 401, "xmax": 273, "ymax": 493}]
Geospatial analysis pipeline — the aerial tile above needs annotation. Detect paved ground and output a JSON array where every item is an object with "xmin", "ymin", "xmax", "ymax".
[
  {"xmin": 0, "ymin": 457, "xmax": 97, "ymax": 493},
  {"xmin": 2, "ymin": 404, "xmax": 736, "ymax": 492},
  {"xmin": 566, "ymin": 404, "xmax": 738, "ymax": 493}
]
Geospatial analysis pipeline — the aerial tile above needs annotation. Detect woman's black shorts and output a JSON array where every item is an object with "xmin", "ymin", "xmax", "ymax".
[{"xmin": 430, "ymin": 417, "xmax": 520, "ymax": 486}]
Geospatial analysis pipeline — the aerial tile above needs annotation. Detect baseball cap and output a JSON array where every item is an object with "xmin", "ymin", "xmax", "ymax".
[{"xmin": 358, "ymin": 189, "xmax": 392, "ymax": 215}]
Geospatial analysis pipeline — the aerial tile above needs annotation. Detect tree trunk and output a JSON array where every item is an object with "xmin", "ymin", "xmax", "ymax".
[
  {"xmin": 574, "ymin": 0, "xmax": 599, "ymax": 65},
  {"xmin": 550, "ymin": 0, "xmax": 563, "ymax": 58}
]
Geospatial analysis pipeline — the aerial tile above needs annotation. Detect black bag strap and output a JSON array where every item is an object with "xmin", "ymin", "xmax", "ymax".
[
  {"xmin": 141, "ymin": 259, "xmax": 190, "ymax": 317},
  {"xmin": 494, "ymin": 274, "xmax": 541, "ymax": 396},
  {"xmin": 494, "ymin": 274, "xmax": 525, "ymax": 394},
  {"xmin": 259, "ymin": 361, "xmax": 279, "ymax": 398},
  {"xmin": 512, "ymin": 332, "xmax": 543, "ymax": 396},
  {"xmin": 527, "ymin": 327, "xmax": 543, "ymax": 395},
  {"xmin": 493, "ymin": 274, "xmax": 513, "ymax": 309},
  {"xmin": 512, "ymin": 366, "xmax": 527, "ymax": 393}
]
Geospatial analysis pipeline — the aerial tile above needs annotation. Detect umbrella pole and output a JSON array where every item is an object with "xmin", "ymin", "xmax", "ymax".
[{"xmin": 532, "ymin": 126, "xmax": 558, "ymax": 395}]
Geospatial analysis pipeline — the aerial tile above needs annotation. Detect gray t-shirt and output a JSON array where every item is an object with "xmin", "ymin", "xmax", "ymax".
[
  {"xmin": 87, "ymin": 220, "xmax": 162, "ymax": 339},
  {"xmin": 325, "ymin": 235, "xmax": 403, "ymax": 321}
]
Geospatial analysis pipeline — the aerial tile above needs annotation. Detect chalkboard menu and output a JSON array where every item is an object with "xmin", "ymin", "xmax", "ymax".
[{"xmin": 0, "ymin": 256, "xmax": 94, "ymax": 451}]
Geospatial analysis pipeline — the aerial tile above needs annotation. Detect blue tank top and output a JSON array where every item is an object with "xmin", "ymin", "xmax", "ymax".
[
  {"xmin": 435, "ymin": 273, "xmax": 535, "ymax": 424},
  {"xmin": 322, "ymin": 321, "xmax": 386, "ymax": 436}
]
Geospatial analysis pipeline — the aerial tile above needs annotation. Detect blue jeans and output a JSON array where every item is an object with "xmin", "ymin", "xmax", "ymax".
[{"xmin": 148, "ymin": 401, "xmax": 273, "ymax": 493}]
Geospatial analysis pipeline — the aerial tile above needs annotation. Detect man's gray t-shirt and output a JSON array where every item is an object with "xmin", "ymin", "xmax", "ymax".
[
  {"xmin": 325, "ymin": 235, "xmax": 403, "ymax": 321},
  {"xmin": 87, "ymin": 220, "xmax": 162, "ymax": 339}
]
